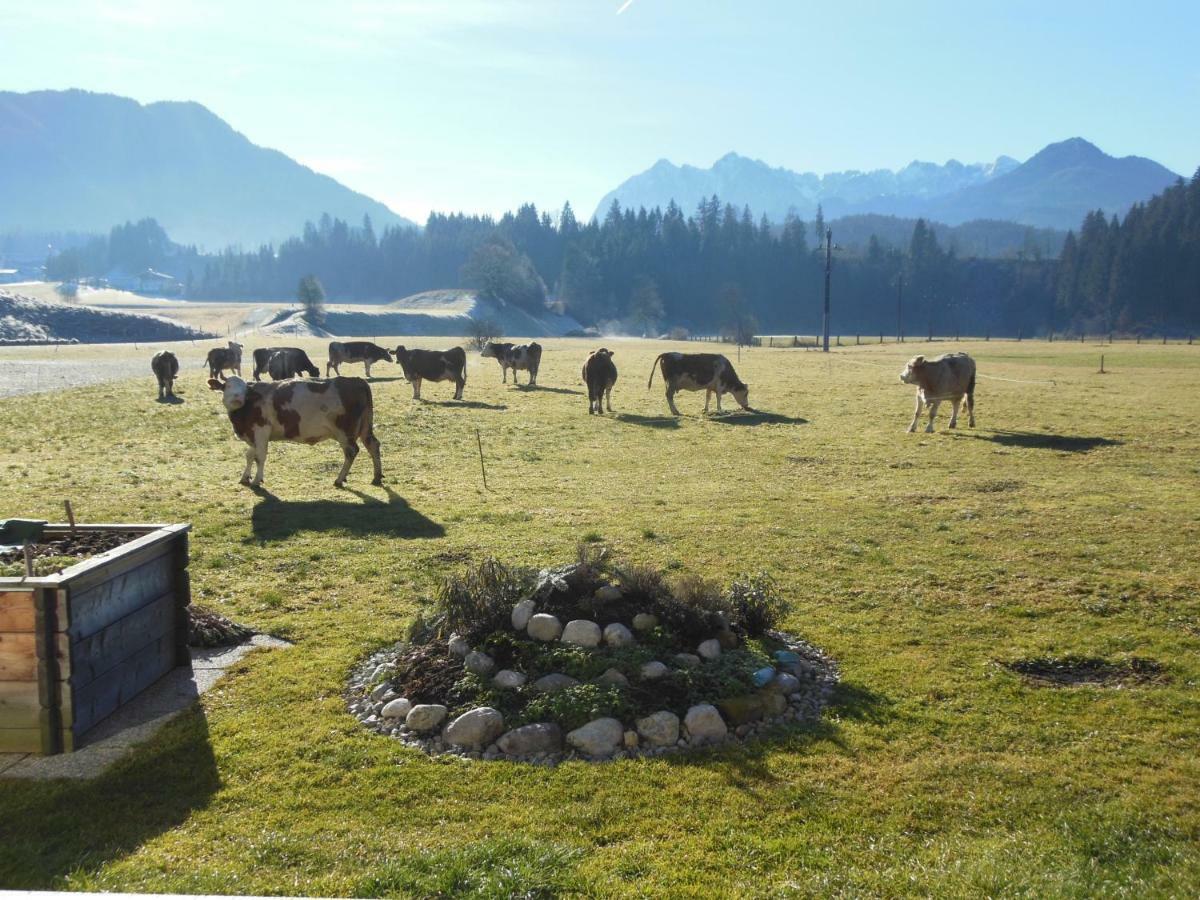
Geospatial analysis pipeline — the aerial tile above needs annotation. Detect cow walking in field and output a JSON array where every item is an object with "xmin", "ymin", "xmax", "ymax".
[
  {"xmin": 204, "ymin": 341, "xmax": 243, "ymax": 378},
  {"xmin": 326, "ymin": 341, "xmax": 393, "ymax": 378},
  {"xmin": 252, "ymin": 346, "xmax": 319, "ymax": 381},
  {"xmin": 394, "ymin": 345, "xmax": 467, "ymax": 400},
  {"xmin": 582, "ymin": 348, "xmax": 617, "ymax": 414},
  {"xmin": 898, "ymin": 352, "xmax": 976, "ymax": 432},
  {"xmin": 648, "ymin": 352, "xmax": 750, "ymax": 415},
  {"xmin": 481, "ymin": 341, "xmax": 542, "ymax": 385},
  {"xmin": 208, "ymin": 375, "xmax": 383, "ymax": 487},
  {"xmin": 151, "ymin": 350, "xmax": 179, "ymax": 400}
]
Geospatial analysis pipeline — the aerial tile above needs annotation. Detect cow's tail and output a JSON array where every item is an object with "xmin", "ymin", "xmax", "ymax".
[
  {"xmin": 647, "ymin": 353, "xmax": 667, "ymax": 389},
  {"xmin": 358, "ymin": 387, "xmax": 378, "ymax": 445},
  {"xmin": 967, "ymin": 368, "xmax": 976, "ymax": 403}
]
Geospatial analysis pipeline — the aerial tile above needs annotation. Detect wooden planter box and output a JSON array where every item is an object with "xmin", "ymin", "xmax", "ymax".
[{"xmin": 0, "ymin": 523, "xmax": 191, "ymax": 754}]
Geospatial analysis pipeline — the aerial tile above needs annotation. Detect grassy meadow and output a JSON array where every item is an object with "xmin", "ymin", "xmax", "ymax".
[{"xmin": 1, "ymin": 336, "xmax": 1198, "ymax": 897}]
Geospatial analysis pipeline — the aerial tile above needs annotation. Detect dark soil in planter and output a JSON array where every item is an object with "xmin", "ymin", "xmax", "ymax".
[
  {"xmin": 1002, "ymin": 655, "xmax": 1166, "ymax": 686},
  {"xmin": 0, "ymin": 530, "xmax": 141, "ymax": 576}
]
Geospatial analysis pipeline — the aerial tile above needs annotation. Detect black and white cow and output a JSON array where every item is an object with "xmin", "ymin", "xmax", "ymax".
[
  {"xmin": 648, "ymin": 352, "xmax": 750, "ymax": 415},
  {"xmin": 266, "ymin": 348, "xmax": 321, "ymax": 381},
  {"xmin": 151, "ymin": 350, "xmax": 179, "ymax": 400},
  {"xmin": 326, "ymin": 341, "xmax": 394, "ymax": 378},
  {"xmin": 204, "ymin": 341, "xmax": 243, "ymax": 378},
  {"xmin": 481, "ymin": 341, "xmax": 542, "ymax": 385},
  {"xmin": 394, "ymin": 345, "xmax": 467, "ymax": 400},
  {"xmin": 898, "ymin": 352, "xmax": 976, "ymax": 432},
  {"xmin": 582, "ymin": 348, "xmax": 617, "ymax": 414},
  {"xmin": 207, "ymin": 375, "xmax": 382, "ymax": 487},
  {"xmin": 252, "ymin": 346, "xmax": 319, "ymax": 381}
]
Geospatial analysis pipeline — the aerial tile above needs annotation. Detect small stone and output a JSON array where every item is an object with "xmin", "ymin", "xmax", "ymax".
[
  {"xmin": 636, "ymin": 710, "xmax": 680, "ymax": 747},
  {"xmin": 566, "ymin": 717, "xmax": 624, "ymax": 757},
  {"xmin": 632, "ymin": 613, "xmax": 658, "ymax": 631},
  {"xmin": 533, "ymin": 673, "xmax": 579, "ymax": 693},
  {"xmin": 735, "ymin": 723, "xmax": 752, "ymax": 738},
  {"xmin": 603, "ymin": 622, "xmax": 634, "ymax": 647},
  {"xmin": 464, "ymin": 650, "xmax": 496, "ymax": 676},
  {"xmin": 511, "ymin": 599, "xmax": 537, "ymax": 631},
  {"xmin": 623, "ymin": 730, "xmax": 639, "ymax": 750},
  {"xmin": 498, "ymin": 723, "xmax": 563, "ymax": 755},
  {"xmin": 673, "ymin": 653, "xmax": 701, "ymax": 668},
  {"xmin": 683, "ymin": 704, "xmax": 728, "ymax": 742},
  {"xmin": 769, "ymin": 672, "xmax": 801, "ymax": 694},
  {"xmin": 369, "ymin": 683, "xmax": 391, "ymax": 701},
  {"xmin": 595, "ymin": 667, "xmax": 629, "ymax": 687},
  {"xmin": 381, "ymin": 697, "xmax": 413, "ymax": 719},
  {"xmin": 640, "ymin": 660, "xmax": 669, "ymax": 680},
  {"xmin": 561, "ymin": 619, "xmax": 602, "ymax": 647},
  {"xmin": 405, "ymin": 704, "xmax": 448, "ymax": 732},
  {"xmin": 447, "ymin": 633, "xmax": 470, "ymax": 657},
  {"xmin": 697, "ymin": 639, "xmax": 722, "ymax": 660},
  {"xmin": 527, "ymin": 613, "xmax": 563, "ymax": 641},
  {"xmin": 761, "ymin": 691, "xmax": 787, "ymax": 715},
  {"xmin": 442, "ymin": 707, "xmax": 504, "ymax": 748},
  {"xmin": 493, "ymin": 669, "xmax": 527, "ymax": 689},
  {"xmin": 595, "ymin": 585, "xmax": 623, "ymax": 602},
  {"xmin": 752, "ymin": 666, "xmax": 776, "ymax": 687},
  {"xmin": 774, "ymin": 650, "xmax": 801, "ymax": 665}
]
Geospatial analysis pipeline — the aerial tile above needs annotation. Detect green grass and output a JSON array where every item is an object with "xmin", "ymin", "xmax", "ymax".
[{"xmin": 1, "ymin": 337, "xmax": 1199, "ymax": 896}]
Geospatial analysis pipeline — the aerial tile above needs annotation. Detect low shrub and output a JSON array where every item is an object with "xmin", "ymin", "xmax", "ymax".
[{"xmin": 726, "ymin": 572, "xmax": 789, "ymax": 637}]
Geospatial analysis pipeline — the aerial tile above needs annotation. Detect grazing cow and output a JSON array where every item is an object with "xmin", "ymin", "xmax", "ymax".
[
  {"xmin": 207, "ymin": 375, "xmax": 382, "ymax": 487},
  {"xmin": 648, "ymin": 352, "xmax": 750, "ymax": 415},
  {"xmin": 252, "ymin": 346, "xmax": 319, "ymax": 381},
  {"xmin": 394, "ymin": 345, "xmax": 467, "ymax": 400},
  {"xmin": 481, "ymin": 341, "xmax": 542, "ymax": 385},
  {"xmin": 326, "ymin": 341, "xmax": 393, "ymax": 378},
  {"xmin": 582, "ymin": 348, "xmax": 617, "ymax": 414},
  {"xmin": 264, "ymin": 348, "xmax": 320, "ymax": 381},
  {"xmin": 151, "ymin": 350, "xmax": 179, "ymax": 399},
  {"xmin": 204, "ymin": 341, "xmax": 243, "ymax": 378},
  {"xmin": 898, "ymin": 352, "xmax": 976, "ymax": 433}
]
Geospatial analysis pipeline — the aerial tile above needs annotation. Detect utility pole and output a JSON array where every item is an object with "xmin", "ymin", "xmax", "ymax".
[
  {"xmin": 822, "ymin": 228, "xmax": 832, "ymax": 353},
  {"xmin": 896, "ymin": 273, "xmax": 904, "ymax": 342}
]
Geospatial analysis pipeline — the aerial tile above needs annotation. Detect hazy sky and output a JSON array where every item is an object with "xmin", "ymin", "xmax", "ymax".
[{"xmin": 2, "ymin": 0, "xmax": 1197, "ymax": 222}]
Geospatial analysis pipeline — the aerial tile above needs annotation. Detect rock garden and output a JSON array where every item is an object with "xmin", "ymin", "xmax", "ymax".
[{"xmin": 347, "ymin": 551, "xmax": 838, "ymax": 764}]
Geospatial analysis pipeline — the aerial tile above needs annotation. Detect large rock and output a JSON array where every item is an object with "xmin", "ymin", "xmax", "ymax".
[
  {"xmin": 497, "ymin": 722, "xmax": 563, "ymax": 755},
  {"xmin": 769, "ymin": 672, "xmax": 801, "ymax": 694},
  {"xmin": 566, "ymin": 717, "xmax": 624, "ymax": 757},
  {"xmin": 697, "ymin": 639, "xmax": 722, "ymax": 660},
  {"xmin": 595, "ymin": 584, "xmax": 623, "ymax": 602},
  {"xmin": 443, "ymin": 707, "xmax": 504, "ymax": 748},
  {"xmin": 533, "ymin": 673, "xmax": 579, "ymax": 694},
  {"xmin": 752, "ymin": 666, "xmax": 777, "ymax": 688},
  {"xmin": 761, "ymin": 691, "xmax": 788, "ymax": 715},
  {"xmin": 603, "ymin": 623, "xmax": 634, "ymax": 647},
  {"xmin": 561, "ymin": 619, "xmax": 602, "ymax": 648},
  {"xmin": 673, "ymin": 653, "xmax": 701, "ymax": 668},
  {"xmin": 405, "ymin": 704, "xmax": 448, "ymax": 732},
  {"xmin": 595, "ymin": 667, "xmax": 629, "ymax": 687},
  {"xmin": 381, "ymin": 697, "xmax": 413, "ymax": 719},
  {"xmin": 527, "ymin": 613, "xmax": 563, "ymax": 641},
  {"xmin": 493, "ymin": 669, "xmax": 527, "ymax": 690},
  {"xmin": 683, "ymin": 704, "xmax": 728, "ymax": 742},
  {"xmin": 447, "ymin": 633, "xmax": 470, "ymax": 657},
  {"xmin": 636, "ymin": 710, "xmax": 680, "ymax": 747},
  {"xmin": 511, "ymin": 599, "xmax": 537, "ymax": 631},
  {"xmin": 774, "ymin": 649, "xmax": 801, "ymax": 665},
  {"xmin": 717, "ymin": 694, "xmax": 766, "ymax": 725},
  {"xmin": 716, "ymin": 628, "xmax": 739, "ymax": 650},
  {"xmin": 640, "ymin": 661, "xmax": 669, "ymax": 680},
  {"xmin": 464, "ymin": 650, "xmax": 496, "ymax": 677},
  {"xmin": 632, "ymin": 613, "xmax": 658, "ymax": 631}
]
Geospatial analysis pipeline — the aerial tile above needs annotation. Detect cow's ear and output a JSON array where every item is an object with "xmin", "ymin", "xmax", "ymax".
[
  {"xmin": 912, "ymin": 355, "xmax": 925, "ymax": 366},
  {"xmin": 207, "ymin": 378, "xmax": 225, "ymax": 391}
]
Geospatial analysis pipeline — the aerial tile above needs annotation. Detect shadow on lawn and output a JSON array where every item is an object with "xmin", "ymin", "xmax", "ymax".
[
  {"xmin": 514, "ymin": 384, "xmax": 585, "ymax": 396},
  {"xmin": 155, "ymin": 395, "xmax": 185, "ymax": 405},
  {"xmin": 614, "ymin": 412, "xmax": 681, "ymax": 429},
  {"xmin": 0, "ymin": 707, "xmax": 218, "ymax": 888},
  {"xmin": 968, "ymin": 430, "xmax": 1122, "ymax": 453},
  {"xmin": 249, "ymin": 486, "xmax": 445, "ymax": 541},
  {"xmin": 425, "ymin": 399, "xmax": 507, "ymax": 410},
  {"xmin": 709, "ymin": 410, "xmax": 808, "ymax": 426}
]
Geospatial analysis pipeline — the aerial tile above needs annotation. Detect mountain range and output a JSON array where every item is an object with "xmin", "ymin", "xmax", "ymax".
[
  {"xmin": 0, "ymin": 90, "xmax": 414, "ymax": 250},
  {"xmin": 594, "ymin": 140, "xmax": 1181, "ymax": 231}
]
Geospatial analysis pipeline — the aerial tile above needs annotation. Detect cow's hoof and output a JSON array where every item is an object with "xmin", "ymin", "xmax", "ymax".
[
  {"xmin": 333, "ymin": 480, "xmax": 346, "ymax": 489},
  {"xmin": 906, "ymin": 427, "xmax": 916, "ymax": 434},
  {"xmin": 239, "ymin": 478, "xmax": 251, "ymax": 486},
  {"xmin": 948, "ymin": 422, "xmax": 957, "ymax": 429},
  {"xmin": 925, "ymin": 427, "xmax": 935, "ymax": 434}
]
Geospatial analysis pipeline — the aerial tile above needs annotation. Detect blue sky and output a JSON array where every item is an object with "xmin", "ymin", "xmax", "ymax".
[{"xmin": 2, "ymin": 0, "xmax": 1197, "ymax": 222}]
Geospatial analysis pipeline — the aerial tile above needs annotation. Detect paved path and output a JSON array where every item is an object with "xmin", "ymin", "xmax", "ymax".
[{"xmin": 0, "ymin": 357, "xmax": 154, "ymax": 399}]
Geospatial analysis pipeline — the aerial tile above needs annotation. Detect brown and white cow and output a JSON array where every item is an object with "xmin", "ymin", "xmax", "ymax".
[
  {"xmin": 394, "ymin": 345, "xmax": 467, "ymax": 400},
  {"xmin": 898, "ymin": 352, "xmax": 976, "ymax": 432},
  {"xmin": 253, "ymin": 346, "xmax": 319, "ymax": 381},
  {"xmin": 204, "ymin": 340, "xmax": 243, "ymax": 378},
  {"xmin": 326, "ymin": 341, "xmax": 394, "ymax": 378},
  {"xmin": 582, "ymin": 348, "xmax": 617, "ymax": 414},
  {"xmin": 151, "ymin": 350, "xmax": 179, "ymax": 400},
  {"xmin": 207, "ymin": 375, "xmax": 383, "ymax": 487},
  {"xmin": 648, "ymin": 352, "xmax": 750, "ymax": 415},
  {"xmin": 481, "ymin": 341, "xmax": 542, "ymax": 385}
]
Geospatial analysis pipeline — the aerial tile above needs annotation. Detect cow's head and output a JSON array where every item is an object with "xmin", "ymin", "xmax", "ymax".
[
  {"xmin": 480, "ymin": 342, "xmax": 499, "ymax": 359},
  {"xmin": 209, "ymin": 375, "xmax": 249, "ymax": 411},
  {"xmin": 374, "ymin": 346, "xmax": 394, "ymax": 362},
  {"xmin": 731, "ymin": 383, "xmax": 751, "ymax": 410},
  {"xmin": 229, "ymin": 341, "xmax": 243, "ymax": 353},
  {"xmin": 595, "ymin": 348, "xmax": 613, "ymax": 359},
  {"xmin": 899, "ymin": 355, "xmax": 926, "ymax": 385}
]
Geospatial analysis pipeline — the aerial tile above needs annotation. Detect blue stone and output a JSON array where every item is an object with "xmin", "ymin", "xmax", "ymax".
[
  {"xmin": 752, "ymin": 666, "xmax": 776, "ymax": 687},
  {"xmin": 774, "ymin": 650, "xmax": 801, "ymax": 665}
]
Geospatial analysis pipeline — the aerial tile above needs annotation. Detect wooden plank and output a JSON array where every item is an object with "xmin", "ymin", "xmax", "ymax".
[
  {"xmin": 0, "ymin": 726, "xmax": 43, "ymax": 753},
  {"xmin": 0, "ymin": 524, "xmax": 189, "ymax": 591},
  {"xmin": 64, "ymin": 552, "xmax": 176, "ymax": 640},
  {"xmin": 62, "ymin": 533, "xmax": 178, "ymax": 599},
  {"xmin": 64, "ymin": 590, "xmax": 176, "ymax": 689},
  {"xmin": 0, "ymin": 591, "xmax": 36, "ymax": 632},
  {"xmin": 0, "ymin": 681, "xmax": 40, "ymax": 728},
  {"xmin": 0, "ymin": 633, "xmax": 37, "ymax": 681},
  {"xmin": 68, "ymin": 632, "xmax": 177, "ymax": 737}
]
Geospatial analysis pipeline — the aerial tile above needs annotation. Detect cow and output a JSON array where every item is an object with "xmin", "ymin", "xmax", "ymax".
[
  {"xmin": 394, "ymin": 345, "xmax": 467, "ymax": 400},
  {"xmin": 265, "ymin": 348, "xmax": 321, "ymax": 381},
  {"xmin": 648, "ymin": 352, "xmax": 750, "ymax": 415},
  {"xmin": 582, "ymin": 348, "xmax": 617, "ymax": 414},
  {"xmin": 151, "ymin": 350, "xmax": 179, "ymax": 400},
  {"xmin": 898, "ymin": 352, "xmax": 976, "ymax": 433},
  {"xmin": 207, "ymin": 375, "xmax": 382, "ymax": 487},
  {"xmin": 326, "ymin": 341, "xmax": 393, "ymax": 378},
  {"xmin": 204, "ymin": 341, "xmax": 243, "ymax": 378},
  {"xmin": 252, "ymin": 346, "xmax": 319, "ymax": 381},
  {"xmin": 481, "ymin": 341, "xmax": 542, "ymax": 385}
]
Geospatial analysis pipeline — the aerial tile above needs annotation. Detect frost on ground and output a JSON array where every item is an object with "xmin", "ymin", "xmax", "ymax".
[
  {"xmin": 0, "ymin": 357, "xmax": 167, "ymax": 398},
  {"xmin": 0, "ymin": 289, "xmax": 212, "ymax": 344}
]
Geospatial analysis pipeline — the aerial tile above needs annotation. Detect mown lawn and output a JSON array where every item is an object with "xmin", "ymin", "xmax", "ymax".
[{"xmin": 1, "ymin": 337, "xmax": 1198, "ymax": 897}]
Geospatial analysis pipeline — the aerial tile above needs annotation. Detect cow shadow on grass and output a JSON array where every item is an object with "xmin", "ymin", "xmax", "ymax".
[
  {"xmin": 514, "ymin": 384, "xmax": 585, "ymax": 396},
  {"xmin": 426, "ymin": 399, "xmax": 507, "ymax": 411},
  {"xmin": 614, "ymin": 412, "xmax": 681, "ymax": 429},
  {"xmin": 708, "ymin": 410, "xmax": 808, "ymax": 426},
  {"xmin": 249, "ymin": 486, "xmax": 445, "ymax": 541},
  {"xmin": 155, "ymin": 394, "xmax": 185, "ymax": 405},
  {"xmin": 968, "ymin": 430, "xmax": 1122, "ymax": 453}
]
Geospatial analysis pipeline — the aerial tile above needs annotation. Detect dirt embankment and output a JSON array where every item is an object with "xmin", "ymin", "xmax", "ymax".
[{"xmin": 0, "ymin": 289, "xmax": 212, "ymax": 344}]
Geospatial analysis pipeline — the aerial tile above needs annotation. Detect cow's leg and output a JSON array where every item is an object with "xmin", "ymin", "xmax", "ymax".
[
  {"xmin": 454, "ymin": 377, "xmax": 464, "ymax": 400},
  {"xmin": 704, "ymin": 390, "xmax": 712, "ymax": 413},
  {"xmin": 412, "ymin": 379, "xmax": 422, "ymax": 400},
  {"xmin": 715, "ymin": 389, "xmax": 724, "ymax": 413},
  {"xmin": 250, "ymin": 432, "xmax": 268, "ymax": 485},
  {"xmin": 605, "ymin": 385, "xmax": 613, "ymax": 413},
  {"xmin": 334, "ymin": 437, "xmax": 358, "ymax": 488},
  {"xmin": 364, "ymin": 361, "xmax": 372, "ymax": 379},
  {"xmin": 239, "ymin": 441, "xmax": 255, "ymax": 485},
  {"xmin": 667, "ymin": 387, "xmax": 681, "ymax": 416},
  {"xmin": 907, "ymin": 393, "xmax": 922, "ymax": 433},
  {"xmin": 948, "ymin": 397, "xmax": 961, "ymax": 429},
  {"xmin": 530, "ymin": 367, "xmax": 537, "ymax": 386},
  {"xmin": 365, "ymin": 431, "xmax": 383, "ymax": 485},
  {"xmin": 966, "ymin": 389, "xmax": 976, "ymax": 428},
  {"xmin": 925, "ymin": 399, "xmax": 941, "ymax": 433}
]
